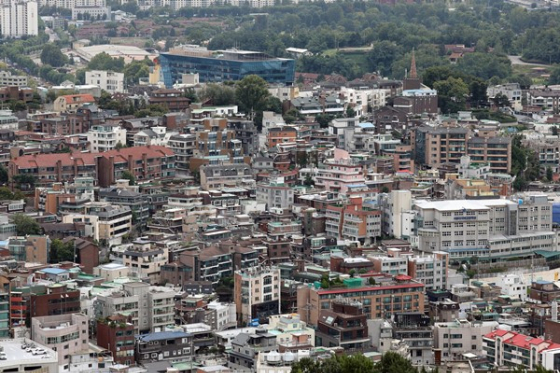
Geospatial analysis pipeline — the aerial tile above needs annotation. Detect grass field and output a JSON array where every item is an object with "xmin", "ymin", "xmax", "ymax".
[{"xmin": 109, "ymin": 37, "xmax": 149, "ymax": 47}]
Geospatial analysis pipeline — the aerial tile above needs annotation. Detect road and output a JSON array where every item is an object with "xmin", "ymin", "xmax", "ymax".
[{"xmin": 508, "ymin": 55, "xmax": 550, "ymax": 67}]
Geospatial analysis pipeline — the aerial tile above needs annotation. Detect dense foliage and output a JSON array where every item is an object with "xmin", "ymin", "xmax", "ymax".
[{"xmin": 291, "ymin": 352, "xmax": 418, "ymax": 373}]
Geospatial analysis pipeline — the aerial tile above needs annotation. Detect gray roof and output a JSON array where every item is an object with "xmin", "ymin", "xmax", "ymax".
[{"xmin": 137, "ymin": 331, "xmax": 191, "ymax": 342}]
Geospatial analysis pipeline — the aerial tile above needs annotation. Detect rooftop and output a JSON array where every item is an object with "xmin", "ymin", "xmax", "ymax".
[{"xmin": 0, "ymin": 338, "xmax": 57, "ymax": 367}]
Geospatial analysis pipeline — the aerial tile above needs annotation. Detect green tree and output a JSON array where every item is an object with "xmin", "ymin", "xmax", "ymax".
[
  {"xmin": 235, "ymin": 75, "xmax": 271, "ymax": 117},
  {"xmin": 0, "ymin": 167, "xmax": 8, "ymax": 184},
  {"xmin": 493, "ymin": 93, "xmax": 511, "ymax": 108},
  {"xmin": 87, "ymin": 52, "xmax": 125, "ymax": 72},
  {"xmin": 12, "ymin": 174, "xmax": 36, "ymax": 190},
  {"xmin": 198, "ymin": 84, "xmax": 236, "ymax": 106},
  {"xmin": 49, "ymin": 238, "xmax": 75, "ymax": 263},
  {"xmin": 547, "ymin": 166, "xmax": 553, "ymax": 181},
  {"xmin": 433, "ymin": 77, "xmax": 469, "ymax": 114},
  {"xmin": 11, "ymin": 213, "xmax": 41, "ymax": 235},
  {"xmin": 40, "ymin": 43, "xmax": 68, "ymax": 68},
  {"xmin": 121, "ymin": 170, "xmax": 136, "ymax": 185}
]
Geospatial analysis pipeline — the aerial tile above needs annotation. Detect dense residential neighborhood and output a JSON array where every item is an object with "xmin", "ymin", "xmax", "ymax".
[{"xmin": 4, "ymin": 0, "xmax": 560, "ymax": 372}]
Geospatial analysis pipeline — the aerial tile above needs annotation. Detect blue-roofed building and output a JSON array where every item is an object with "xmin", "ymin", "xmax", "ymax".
[
  {"xmin": 36, "ymin": 267, "xmax": 70, "ymax": 282},
  {"xmin": 136, "ymin": 331, "xmax": 193, "ymax": 363},
  {"xmin": 158, "ymin": 46, "xmax": 295, "ymax": 88}
]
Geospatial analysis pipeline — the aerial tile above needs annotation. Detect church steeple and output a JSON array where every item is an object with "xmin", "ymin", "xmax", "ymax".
[
  {"xmin": 403, "ymin": 49, "xmax": 421, "ymax": 91},
  {"xmin": 410, "ymin": 50, "xmax": 418, "ymax": 79}
]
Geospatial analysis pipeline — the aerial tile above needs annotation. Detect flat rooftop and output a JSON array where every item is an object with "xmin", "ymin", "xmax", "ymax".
[{"xmin": 0, "ymin": 338, "xmax": 57, "ymax": 367}]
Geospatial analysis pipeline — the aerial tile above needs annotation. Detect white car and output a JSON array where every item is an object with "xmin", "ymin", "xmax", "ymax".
[{"xmin": 32, "ymin": 350, "xmax": 46, "ymax": 355}]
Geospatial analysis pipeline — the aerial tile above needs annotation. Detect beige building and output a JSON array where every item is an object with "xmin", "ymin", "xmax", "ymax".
[
  {"xmin": 434, "ymin": 319, "xmax": 498, "ymax": 361},
  {"xmin": 122, "ymin": 239, "xmax": 169, "ymax": 284},
  {"xmin": 234, "ymin": 266, "xmax": 281, "ymax": 324},
  {"xmin": 53, "ymin": 94, "xmax": 95, "ymax": 112},
  {"xmin": 31, "ymin": 313, "xmax": 89, "ymax": 366},
  {"xmin": 93, "ymin": 262, "xmax": 130, "ymax": 281}
]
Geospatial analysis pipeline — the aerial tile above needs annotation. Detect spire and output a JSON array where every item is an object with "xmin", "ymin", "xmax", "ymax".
[{"xmin": 410, "ymin": 50, "xmax": 418, "ymax": 79}]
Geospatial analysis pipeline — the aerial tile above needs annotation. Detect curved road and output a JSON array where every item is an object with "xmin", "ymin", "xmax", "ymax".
[{"xmin": 508, "ymin": 55, "xmax": 550, "ymax": 67}]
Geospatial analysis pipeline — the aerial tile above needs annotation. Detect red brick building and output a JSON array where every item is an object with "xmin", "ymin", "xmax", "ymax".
[
  {"xmin": 9, "ymin": 145, "xmax": 176, "ymax": 187},
  {"xmin": 97, "ymin": 315, "xmax": 136, "ymax": 366}
]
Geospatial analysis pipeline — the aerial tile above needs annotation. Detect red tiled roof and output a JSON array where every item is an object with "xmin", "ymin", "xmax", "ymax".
[
  {"xmin": 62, "ymin": 94, "xmax": 95, "ymax": 104},
  {"xmin": 484, "ymin": 329, "xmax": 560, "ymax": 352},
  {"xmin": 12, "ymin": 146, "xmax": 174, "ymax": 169}
]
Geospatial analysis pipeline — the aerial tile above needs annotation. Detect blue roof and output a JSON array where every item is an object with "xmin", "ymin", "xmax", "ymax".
[
  {"xmin": 0, "ymin": 240, "xmax": 8, "ymax": 248},
  {"xmin": 358, "ymin": 122, "xmax": 374, "ymax": 128},
  {"xmin": 347, "ymin": 183, "xmax": 367, "ymax": 188},
  {"xmin": 40, "ymin": 268, "xmax": 68, "ymax": 275},
  {"xmin": 137, "ymin": 331, "xmax": 191, "ymax": 342},
  {"xmin": 535, "ymin": 280, "xmax": 552, "ymax": 285}
]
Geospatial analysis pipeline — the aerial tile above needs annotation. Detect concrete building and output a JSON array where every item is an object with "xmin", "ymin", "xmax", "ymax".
[
  {"xmin": 483, "ymin": 329, "xmax": 560, "ymax": 370},
  {"xmin": 31, "ymin": 313, "xmax": 89, "ymax": 366},
  {"xmin": 93, "ymin": 262, "xmax": 130, "ymax": 281},
  {"xmin": 315, "ymin": 155, "xmax": 366, "ymax": 195},
  {"xmin": 200, "ymin": 163, "xmax": 253, "ymax": 190},
  {"xmin": 0, "ymin": 0, "xmax": 38, "ymax": 37},
  {"xmin": 256, "ymin": 178, "xmax": 294, "ymax": 210},
  {"xmin": 0, "ymin": 70, "xmax": 28, "ymax": 86},
  {"xmin": 234, "ymin": 266, "xmax": 281, "ymax": 324},
  {"xmin": 413, "ymin": 126, "xmax": 468, "ymax": 169},
  {"xmin": 229, "ymin": 328, "xmax": 277, "ymax": 370},
  {"xmin": 325, "ymin": 196, "xmax": 381, "ymax": 245},
  {"xmin": 136, "ymin": 331, "xmax": 193, "ymax": 364},
  {"xmin": 492, "ymin": 273, "xmax": 529, "ymax": 302},
  {"xmin": 467, "ymin": 136, "xmax": 512, "ymax": 174},
  {"xmin": 407, "ymin": 251, "xmax": 449, "ymax": 291},
  {"xmin": 393, "ymin": 312, "xmax": 433, "ymax": 365},
  {"xmin": 316, "ymin": 298, "xmax": 370, "ymax": 351},
  {"xmin": 296, "ymin": 277, "xmax": 425, "ymax": 325},
  {"xmin": 63, "ymin": 202, "xmax": 132, "ymax": 246},
  {"xmin": 0, "ymin": 338, "xmax": 58, "ymax": 373},
  {"xmin": 414, "ymin": 195, "xmax": 554, "ymax": 261},
  {"xmin": 487, "ymin": 83, "xmax": 523, "ymax": 110},
  {"xmin": 87, "ymin": 123, "xmax": 127, "ymax": 152},
  {"xmin": 71, "ymin": 5, "xmax": 110, "ymax": 20},
  {"xmin": 96, "ymin": 315, "xmax": 135, "ymax": 366},
  {"xmin": 122, "ymin": 240, "xmax": 169, "ymax": 284},
  {"xmin": 167, "ymin": 133, "xmax": 196, "ymax": 173},
  {"xmin": 435, "ymin": 319, "xmax": 498, "ymax": 362},
  {"xmin": 85, "ymin": 70, "xmax": 125, "ymax": 94}
]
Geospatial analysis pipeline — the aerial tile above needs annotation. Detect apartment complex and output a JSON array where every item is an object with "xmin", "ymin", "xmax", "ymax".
[
  {"xmin": 122, "ymin": 240, "xmax": 169, "ymax": 284},
  {"xmin": 296, "ymin": 277, "xmax": 425, "ymax": 325},
  {"xmin": 234, "ymin": 266, "xmax": 281, "ymax": 324},
  {"xmin": 325, "ymin": 196, "xmax": 381, "ymax": 244},
  {"xmin": 9, "ymin": 145, "xmax": 176, "ymax": 187},
  {"xmin": 87, "ymin": 123, "xmax": 127, "ymax": 152},
  {"xmin": 407, "ymin": 251, "xmax": 449, "ymax": 291},
  {"xmin": 414, "ymin": 195, "xmax": 554, "ymax": 260},
  {"xmin": 467, "ymin": 137, "xmax": 512, "ymax": 173},
  {"xmin": 0, "ymin": 0, "xmax": 38, "ymax": 37},
  {"xmin": 315, "ymin": 158, "xmax": 366, "ymax": 195},
  {"xmin": 256, "ymin": 178, "xmax": 294, "ymax": 209},
  {"xmin": 414, "ymin": 127, "xmax": 468, "ymax": 168}
]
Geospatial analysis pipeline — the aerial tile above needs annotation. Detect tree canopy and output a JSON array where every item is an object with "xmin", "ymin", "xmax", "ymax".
[
  {"xmin": 291, "ymin": 352, "xmax": 417, "ymax": 373},
  {"xmin": 235, "ymin": 75, "xmax": 271, "ymax": 117},
  {"xmin": 40, "ymin": 44, "xmax": 68, "ymax": 68},
  {"xmin": 11, "ymin": 214, "xmax": 41, "ymax": 236}
]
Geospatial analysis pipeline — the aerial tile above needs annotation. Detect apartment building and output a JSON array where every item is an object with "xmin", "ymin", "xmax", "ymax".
[
  {"xmin": 407, "ymin": 251, "xmax": 449, "ymax": 291},
  {"xmin": 9, "ymin": 146, "xmax": 176, "ymax": 187},
  {"xmin": 393, "ymin": 312, "xmax": 433, "ymax": 365},
  {"xmin": 315, "ymin": 298, "xmax": 370, "ymax": 351},
  {"xmin": 487, "ymin": 83, "xmax": 523, "ymax": 110},
  {"xmin": 493, "ymin": 273, "xmax": 529, "ymax": 302},
  {"xmin": 229, "ymin": 328, "xmax": 277, "ymax": 370},
  {"xmin": 7, "ymin": 235, "xmax": 50, "ymax": 263},
  {"xmin": 325, "ymin": 196, "xmax": 381, "ymax": 245},
  {"xmin": 434, "ymin": 319, "xmax": 498, "ymax": 362},
  {"xmin": 256, "ymin": 178, "xmax": 294, "ymax": 209},
  {"xmin": 234, "ymin": 266, "xmax": 281, "ymax": 324},
  {"xmin": 227, "ymin": 119, "xmax": 258, "ymax": 156},
  {"xmin": 527, "ymin": 87, "xmax": 560, "ymax": 111},
  {"xmin": 122, "ymin": 239, "xmax": 169, "ymax": 284},
  {"xmin": 31, "ymin": 313, "xmax": 89, "ymax": 366},
  {"xmin": 87, "ymin": 124, "xmax": 127, "ymax": 152},
  {"xmin": 467, "ymin": 136, "xmax": 512, "ymax": 174},
  {"xmin": 370, "ymin": 255, "xmax": 408, "ymax": 276},
  {"xmin": 96, "ymin": 315, "xmax": 135, "ymax": 366},
  {"xmin": 413, "ymin": 126, "xmax": 468, "ymax": 168},
  {"xmin": 199, "ymin": 163, "xmax": 253, "ymax": 190},
  {"xmin": 315, "ymin": 156, "xmax": 366, "ymax": 195},
  {"xmin": 96, "ymin": 283, "xmax": 175, "ymax": 334},
  {"xmin": 296, "ymin": 277, "xmax": 425, "ymax": 325},
  {"xmin": 483, "ymin": 329, "xmax": 560, "ymax": 370},
  {"xmin": 161, "ymin": 244, "xmax": 259, "ymax": 286},
  {"xmin": 11, "ymin": 283, "xmax": 81, "ymax": 328},
  {"xmin": 267, "ymin": 126, "xmax": 297, "ymax": 148},
  {"xmin": 0, "ymin": 0, "xmax": 38, "ymax": 37},
  {"xmin": 39, "ymin": 0, "xmax": 105, "ymax": 8},
  {"xmin": 167, "ymin": 133, "xmax": 196, "ymax": 173},
  {"xmin": 0, "ymin": 70, "xmax": 27, "ymax": 87},
  {"xmin": 99, "ymin": 187, "xmax": 150, "ymax": 225},
  {"xmin": 136, "ymin": 331, "xmax": 193, "ymax": 364},
  {"xmin": 414, "ymin": 195, "xmax": 554, "ymax": 261}
]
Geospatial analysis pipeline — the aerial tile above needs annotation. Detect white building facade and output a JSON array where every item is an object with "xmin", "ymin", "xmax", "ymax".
[
  {"xmin": 0, "ymin": 0, "xmax": 38, "ymax": 37},
  {"xmin": 85, "ymin": 70, "xmax": 125, "ymax": 94}
]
